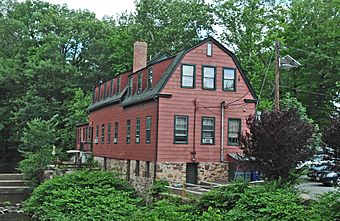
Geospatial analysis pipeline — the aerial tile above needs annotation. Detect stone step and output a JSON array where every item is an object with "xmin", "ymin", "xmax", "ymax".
[
  {"xmin": 0, "ymin": 180, "xmax": 26, "ymax": 187},
  {"xmin": 0, "ymin": 173, "xmax": 24, "ymax": 181},
  {"xmin": 0, "ymin": 186, "xmax": 30, "ymax": 195},
  {"xmin": 0, "ymin": 193, "xmax": 29, "ymax": 204}
]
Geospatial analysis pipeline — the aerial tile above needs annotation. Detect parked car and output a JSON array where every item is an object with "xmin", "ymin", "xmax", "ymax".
[
  {"xmin": 296, "ymin": 153, "xmax": 334, "ymax": 169},
  {"xmin": 320, "ymin": 170, "xmax": 340, "ymax": 186},
  {"xmin": 307, "ymin": 164, "xmax": 334, "ymax": 181}
]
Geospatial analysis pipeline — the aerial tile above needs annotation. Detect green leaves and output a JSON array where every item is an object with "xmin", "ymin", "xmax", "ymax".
[{"xmin": 24, "ymin": 170, "xmax": 141, "ymax": 221}]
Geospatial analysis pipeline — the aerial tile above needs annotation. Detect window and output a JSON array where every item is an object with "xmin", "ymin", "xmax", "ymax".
[
  {"xmin": 109, "ymin": 79, "xmax": 114, "ymax": 96},
  {"xmin": 223, "ymin": 68, "xmax": 236, "ymax": 91},
  {"xmin": 88, "ymin": 127, "xmax": 92, "ymax": 142},
  {"xmin": 126, "ymin": 120, "xmax": 131, "ymax": 144},
  {"xmin": 98, "ymin": 84, "xmax": 101, "ymax": 100},
  {"xmin": 107, "ymin": 123, "xmax": 111, "ymax": 144},
  {"xmin": 202, "ymin": 66, "xmax": 216, "ymax": 90},
  {"xmin": 145, "ymin": 161, "xmax": 150, "ymax": 178},
  {"xmin": 114, "ymin": 122, "xmax": 118, "ymax": 144},
  {"xmin": 95, "ymin": 125, "xmax": 99, "ymax": 144},
  {"xmin": 147, "ymin": 68, "xmax": 153, "ymax": 90},
  {"xmin": 201, "ymin": 117, "xmax": 215, "ymax": 144},
  {"xmin": 228, "ymin": 119, "xmax": 241, "ymax": 145},
  {"xmin": 103, "ymin": 82, "xmax": 107, "ymax": 99},
  {"xmin": 77, "ymin": 129, "xmax": 80, "ymax": 144},
  {"xmin": 137, "ymin": 72, "xmax": 142, "ymax": 94},
  {"xmin": 181, "ymin": 64, "xmax": 195, "ymax": 88},
  {"xmin": 128, "ymin": 76, "xmax": 133, "ymax": 97},
  {"xmin": 146, "ymin": 116, "xmax": 151, "ymax": 143},
  {"xmin": 101, "ymin": 124, "xmax": 105, "ymax": 144},
  {"xmin": 136, "ymin": 118, "xmax": 140, "ymax": 144},
  {"xmin": 135, "ymin": 160, "xmax": 140, "ymax": 176},
  {"xmin": 85, "ymin": 127, "xmax": 88, "ymax": 143},
  {"xmin": 207, "ymin": 42, "xmax": 212, "ymax": 56},
  {"xmin": 116, "ymin": 76, "xmax": 121, "ymax": 94},
  {"xmin": 174, "ymin": 115, "xmax": 188, "ymax": 144},
  {"xmin": 92, "ymin": 88, "xmax": 96, "ymax": 103}
]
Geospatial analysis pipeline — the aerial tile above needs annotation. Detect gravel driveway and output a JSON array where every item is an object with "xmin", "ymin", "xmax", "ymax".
[{"xmin": 298, "ymin": 175, "xmax": 338, "ymax": 199}]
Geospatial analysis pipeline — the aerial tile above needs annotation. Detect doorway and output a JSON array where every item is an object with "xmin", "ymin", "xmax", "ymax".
[{"xmin": 186, "ymin": 163, "xmax": 198, "ymax": 184}]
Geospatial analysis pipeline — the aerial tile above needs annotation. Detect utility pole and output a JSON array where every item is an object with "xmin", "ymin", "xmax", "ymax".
[{"xmin": 274, "ymin": 41, "xmax": 280, "ymax": 112}]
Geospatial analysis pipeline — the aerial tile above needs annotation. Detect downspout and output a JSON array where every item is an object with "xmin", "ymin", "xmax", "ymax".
[
  {"xmin": 191, "ymin": 98, "xmax": 197, "ymax": 162},
  {"xmin": 220, "ymin": 101, "xmax": 226, "ymax": 162},
  {"xmin": 153, "ymin": 97, "xmax": 159, "ymax": 181},
  {"xmin": 90, "ymin": 122, "xmax": 94, "ymax": 153}
]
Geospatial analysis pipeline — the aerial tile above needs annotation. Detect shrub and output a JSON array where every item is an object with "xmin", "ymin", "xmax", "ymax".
[
  {"xmin": 198, "ymin": 181, "xmax": 249, "ymax": 211},
  {"xmin": 18, "ymin": 147, "xmax": 56, "ymax": 187},
  {"xmin": 24, "ymin": 170, "xmax": 141, "ymax": 221},
  {"xmin": 224, "ymin": 184, "xmax": 308, "ymax": 221},
  {"xmin": 241, "ymin": 109, "xmax": 316, "ymax": 182},
  {"xmin": 132, "ymin": 199, "xmax": 199, "ymax": 221},
  {"xmin": 149, "ymin": 180, "xmax": 170, "ymax": 199},
  {"xmin": 308, "ymin": 190, "xmax": 340, "ymax": 221}
]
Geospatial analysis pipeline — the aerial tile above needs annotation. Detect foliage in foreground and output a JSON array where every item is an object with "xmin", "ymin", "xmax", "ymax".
[
  {"xmin": 24, "ymin": 170, "xmax": 141, "ymax": 221},
  {"xmin": 25, "ymin": 171, "xmax": 340, "ymax": 221}
]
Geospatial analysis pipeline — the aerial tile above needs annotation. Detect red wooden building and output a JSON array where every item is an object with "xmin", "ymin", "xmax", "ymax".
[{"xmin": 76, "ymin": 37, "xmax": 257, "ymax": 184}]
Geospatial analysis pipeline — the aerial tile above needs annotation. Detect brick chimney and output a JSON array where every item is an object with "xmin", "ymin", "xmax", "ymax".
[{"xmin": 133, "ymin": 41, "xmax": 148, "ymax": 73}]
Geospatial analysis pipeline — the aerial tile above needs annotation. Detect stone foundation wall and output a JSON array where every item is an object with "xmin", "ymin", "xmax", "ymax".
[
  {"xmin": 156, "ymin": 162, "xmax": 186, "ymax": 183},
  {"xmin": 197, "ymin": 162, "xmax": 229, "ymax": 183},
  {"xmin": 156, "ymin": 162, "xmax": 229, "ymax": 184},
  {"xmin": 94, "ymin": 157, "xmax": 230, "ymax": 187},
  {"xmin": 94, "ymin": 156, "xmax": 155, "ymax": 194}
]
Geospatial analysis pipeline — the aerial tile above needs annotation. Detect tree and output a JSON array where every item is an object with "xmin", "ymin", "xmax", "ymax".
[
  {"xmin": 19, "ymin": 116, "xmax": 59, "ymax": 186},
  {"xmin": 134, "ymin": 0, "xmax": 215, "ymax": 56},
  {"xmin": 214, "ymin": 0, "xmax": 287, "ymax": 98},
  {"xmin": 241, "ymin": 109, "xmax": 315, "ymax": 181},
  {"xmin": 323, "ymin": 115, "xmax": 340, "ymax": 160},
  {"xmin": 282, "ymin": 0, "xmax": 340, "ymax": 126}
]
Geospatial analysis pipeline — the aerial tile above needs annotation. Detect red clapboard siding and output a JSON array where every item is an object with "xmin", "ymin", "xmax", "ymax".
[
  {"xmin": 157, "ymin": 41, "xmax": 256, "ymax": 163},
  {"xmin": 89, "ymin": 100, "xmax": 157, "ymax": 161}
]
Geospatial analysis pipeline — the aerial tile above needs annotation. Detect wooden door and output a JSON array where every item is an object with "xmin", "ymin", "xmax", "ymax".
[{"xmin": 186, "ymin": 163, "xmax": 198, "ymax": 184}]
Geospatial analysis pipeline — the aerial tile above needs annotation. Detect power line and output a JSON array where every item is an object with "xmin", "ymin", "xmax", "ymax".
[
  {"xmin": 286, "ymin": 46, "xmax": 340, "ymax": 61},
  {"xmin": 226, "ymin": 91, "xmax": 250, "ymax": 106},
  {"xmin": 280, "ymin": 86, "xmax": 329, "ymax": 97},
  {"xmin": 259, "ymin": 49, "xmax": 274, "ymax": 98}
]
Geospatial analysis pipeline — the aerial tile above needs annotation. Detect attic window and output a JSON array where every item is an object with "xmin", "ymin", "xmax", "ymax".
[
  {"xmin": 116, "ymin": 76, "xmax": 121, "ymax": 94},
  {"xmin": 137, "ymin": 72, "xmax": 142, "ymax": 94},
  {"xmin": 207, "ymin": 42, "xmax": 212, "ymax": 56},
  {"xmin": 128, "ymin": 76, "xmax": 133, "ymax": 97},
  {"xmin": 147, "ymin": 68, "xmax": 153, "ymax": 90}
]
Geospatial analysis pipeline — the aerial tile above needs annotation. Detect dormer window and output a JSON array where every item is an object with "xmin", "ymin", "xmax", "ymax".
[
  {"xmin": 137, "ymin": 72, "xmax": 142, "ymax": 94},
  {"xmin": 207, "ymin": 42, "xmax": 212, "ymax": 56},
  {"xmin": 116, "ymin": 76, "xmax": 120, "ymax": 94},
  {"xmin": 147, "ymin": 68, "xmax": 153, "ymax": 90},
  {"xmin": 109, "ymin": 79, "xmax": 114, "ymax": 96},
  {"xmin": 98, "ymin": 84, "xmax": 101, "ymax": 100},
  {"xmin": 128, "ymin": 76, "xmax": 133, "ymax": 97},
  {"xmin": 103, "ymin": 82, "xmax": 107, "ymax": 99}
]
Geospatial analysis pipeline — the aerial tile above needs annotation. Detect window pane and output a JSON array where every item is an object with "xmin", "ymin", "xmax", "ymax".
[
  {"xmin": 204, "ymin": 67, "xmax": 215, "ymax": 77},
  {"xmin": 224, "ymin": 69, "xmax": 235, "ymax": 79},
  {"xmin": 182, "ymin": 76, "xmax": 193, "ymax": 87},
  {"xmin": 183, "ymin": 65, "xmax": 194, "ymax": 76},
  {"xmin": 203, "ymin": 78, "xmax": 214, "ymax": 89},
  {"xmin": 224, "ymin": 80, "xmax": 235, "ymax": 90}
]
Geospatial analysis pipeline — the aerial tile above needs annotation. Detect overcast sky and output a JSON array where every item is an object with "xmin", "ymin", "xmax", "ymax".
[{"xmin": 19, "ymin": 0, "xmax": 136, "ymax": 18}]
